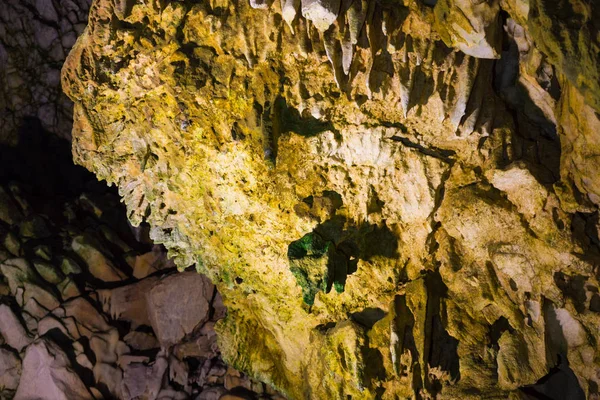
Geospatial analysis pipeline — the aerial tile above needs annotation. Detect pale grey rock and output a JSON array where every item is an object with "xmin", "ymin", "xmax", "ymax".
[
  {"xmin": 174, "ymin": 323, "xmax": 219, "ymax": 360},
  {"xmin": 121, "ymin": 350, "xmax": 168, "ymax": 400},
  {"xmin": 0, "ymin": 304, "xmax": 32, "ymax": 352},
  {"xmin": 14, "ymin": 338, "xmax": 94, "ymax": 400},
  {"xmin": 156, "ymin": 388, "xmax": 190, "ymax": 400},
  {"xmin": 93, "ymin": 362, "xmax": 123, "ymax": 397},
  {"xmin": 0, "ymin": 0, "xmax": 91, "ymax": 144},
  {"xmin": 224, "ymin": 367, "xmax": 253, "ymax": 391},
  {"xmin": 346, "ymin": 0, "xmax": 367, "ymax": 45},
  {"xmin": 123, "ymin": 330, "xmax": 160, "ymax": 351},
  {"xmin": 131, "ymin": 245, "xmax": 175, "ymax": 279},
  {"xmin": 3, "ymin": 232, "xmax": 21, "ymax": 257},
  {"xmin": 1, "ymin": 258, "xmax": 60, "ymax": 312},
  {"xmin": 55, "ymin": 297, "xmax": 112, "ymax": 339},
  {"xmin": 33, "ymin": 245, "xmax": 52, "ymax": 261},
  {"xmin": 36, "ymin": 0, "xmax": 59, "ymax": 21},
  {"xmin": 19, "ymin": 215, "xmax": 51, "ymax": 239},
  {"xmin": 169, "ymin": 354, "xmax": 189, "ymax": 387},
  {"xmin": 56, "ymin": 276, "xmax": 81, "ymax": 300},
  {"xmin": 281, "ymin": 0, "xmax": 300, "ymax": 28},
  {"xmin": 195, "ymin": 387, "xmax": 227, "ymax": 400},
  {"xmin": 37, "ymin": 314, "xmax": 70, "ymax": 338},
  {"xmin": 97, "ymin": 276, "xmax": 158, "ymax": 328},
  {"xmin": 23, "ymin": 296, "xmax": 53, "ymax": 319},
  {"xmin": 211, "ymin": 291, "xmax": 227, "ymax": 321},
  {"xmin": 121, "ymin": 363, "xmax": 152, "ymax": 400},
  {"xmin": 59, "ymin": 256, "xmax": 82, "ymax": 275},
  {"xmin": 146, "ymin": 272, "xmax": 214, "ymax": 347}
]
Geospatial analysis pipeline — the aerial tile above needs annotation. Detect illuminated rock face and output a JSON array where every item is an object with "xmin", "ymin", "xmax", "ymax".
[{"xmin": 62, "ymin": 0, "xmax": 600, "ymax": 398}]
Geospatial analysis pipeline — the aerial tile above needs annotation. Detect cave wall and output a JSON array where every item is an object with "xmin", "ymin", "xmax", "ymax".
[
  {"xmin": 61, "ymin": 0, "xmax": 600, "ymax": 398},
  {"xmin": 0, "ymin": 0, "xmax": 93, "ymax": 145}
]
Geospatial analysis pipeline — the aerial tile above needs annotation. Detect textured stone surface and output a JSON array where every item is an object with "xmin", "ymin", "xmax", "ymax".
[
  {"xmin": 0, "ymin": 132, "xmax": 281, "ymax": 399},
  {"xmin": 61, "ymin": 0, "xmax": 600, "ymax": 398},
  {"xmin": 146, "ymin": 272, "xmax": 214, "ymax": 347},
  {"xmin": 0, "ymin": 0, "xmax": 91, "ymax": 145},
  {"xmin": 0, "ymin": 304, "xmax": 33, "ymax": 352},
  {"xmin": 0, "ymin": 347, "xmax": 21, "ymax": 392},
  {"xmin": 14, "ymin": 338, "xmax": 94, "ymax": 400}
]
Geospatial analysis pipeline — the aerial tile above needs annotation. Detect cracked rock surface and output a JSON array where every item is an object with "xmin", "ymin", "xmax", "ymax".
[
  {"xmin": 0, "ymin": 0, "xmax": 91, "ymax": 145},
  {"xmin": 61, "ymin": 0, "xmax": 600, "ymax": 398},
  {"xmin": 0, "ymin": 129, "xmax": 283, "ymax": 400}
]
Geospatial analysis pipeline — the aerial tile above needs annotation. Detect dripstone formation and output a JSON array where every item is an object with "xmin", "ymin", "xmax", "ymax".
[
  {"xmin": 0, "ymin": 131, "xmax": 284, "ymax": 400},
  {"xmin": 61, "ymin": 0, "xmax": 600, "ymax": 398}
]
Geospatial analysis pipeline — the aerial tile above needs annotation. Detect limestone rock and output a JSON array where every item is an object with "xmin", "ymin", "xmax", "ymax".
[
  {"xmin": 434, "ymin": 0, "xmax": 502, "ymax": 59},
  {"xmin": 174, "ymin": 321, "xmax": 219, "ymax": 360},
  {"xmin": 131, "ymin": 245, "xmax": 175, "ymax": 279},
  {"xmin": 14, "ymin": 338, "xmax": 94, "ymax": 400},
  {"xmin": 0, "ymin": 0, "xmax": 91, "ymax": 144},
  {"xmin": 527, "ymin": 0, "xmax": 600, "ymax": 112},
  {"xmin": 98, "ymin": 276, "xmax": 158, "ymax": 329},
  {"xmin": 121, "ymin": 351, "xmax": 169, "ymax": 400},
  {"xmin": 71, "ymin": 234, "xmax": 127, "ymax": 282},
  {"xmin": 3, "ymin": 232, "xmax": 21, "ymax": 257},
  {"xmin": 59, "ymin": 256, "xmax": 82, "ymax": 275},
  {"xmin": 0, "ymin": 187, "xmax": 22, "ymax": 225},
  {"xmin": 56, "ymin": 276, "xmax": 81, "ymax": 300},
  {"xmin": 146, "ymin": 272, "xmax": 214, "ymax": 347},
  {"xmin": 0, "ymin": 304, "xmax": 32, "ymax": 352},
  {"xmin": 33, "ymin": 260, "xmax": 65, "ymax": 285},
  {"xmin": 60, "ymin": 0, "xmax": 600, "ymax": 398},
  {"xmin": 301, "ymin": 0, "xmax": 340, "ymax": 31},
  {"xmin": 124, "ymin": 330, "xmax": 160, "ymax": 351},
  {"xmin": 1, "ymin": 258, "xmax": 60, "ymax": 313},
  {"xmin": 0, "ymin": 347, "xmax": 21, "ymax": 392},
  {"xmin": 19, "ymin": 215, "xmax": 51, "ymax": 239},
  {"xmin": 0, "ymin": 157, "xmax": 274, "ymax": 399},
  {"xmin": 56, "ymin": 297, "xmax": 112, "ymax": 339},
  {"xmin": 195, "ymin": 387, "xmax": 227, "ymax": 400}
]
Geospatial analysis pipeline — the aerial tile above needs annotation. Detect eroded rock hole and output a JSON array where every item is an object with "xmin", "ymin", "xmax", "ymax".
[{"xmin": 288, "ymin": 214, "xmax": 398, "ymax": 305}]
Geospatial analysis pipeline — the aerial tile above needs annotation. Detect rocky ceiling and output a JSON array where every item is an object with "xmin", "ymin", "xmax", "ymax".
[{"xmin": 36, "ymin": 0, "xmax": 600, "ymax": 398}]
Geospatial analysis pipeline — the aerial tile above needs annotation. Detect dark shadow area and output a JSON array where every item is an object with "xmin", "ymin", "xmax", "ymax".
[
  {"xmin": 273, "ymin": 96, "xmax": 336, "ymax": 138},
  {"xmin": 0, "ymin": 118, "xmax": 158, "ymax": 296},
  {"xmin": 494, "ymin": 14, "xmax": 562, "ymax": 184},
  {"xmin": 351, "ymin": 307, "xmax": 385, "ymax": 329},
  {"xmin": 287, "ymin": 214, "xmax": 398, "ymax": 306},
  {"xmin": 42, "ymin": 327, "xmax": 101, "ymax": 397},
  {"xmin": 554, "ymin": 272, "xmax": 589, "ymax": 314},
  {"xmin": 392, "ymin": 294, "xmax": 421, "ymax": 391},
  {"xmin": 488, "ymin": 316, "xmax": 514, "ymax": 352},
  {"xmin": 520, "ymin": 355, "xmax": 585, "ymax": 400},
  {"xmin": 425, "ymin": 271, "xmax": 460, "ymax": 393},
  {"xmin": 0, "ymin": 118, "xmax": 92, "ymax": 200},
  {"xmin": 258, "ymin": 96, "xmax": 337, "ymax": 166},
  {"xmin": 569, "ymin": 211, "xmax": 600, "ymax": 271}
]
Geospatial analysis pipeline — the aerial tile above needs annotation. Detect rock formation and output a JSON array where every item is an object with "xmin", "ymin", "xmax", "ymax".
[
  {"xmin": 59, "ymin": 0, "xmax": 600, "ymax": 398},
  {"xmin": 0, "ymin": 132, "xmax": 283, "ymax": 399},
  {"xmin": 0, "ymin": 0, "xmax": 92, "ymax": 145}
]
